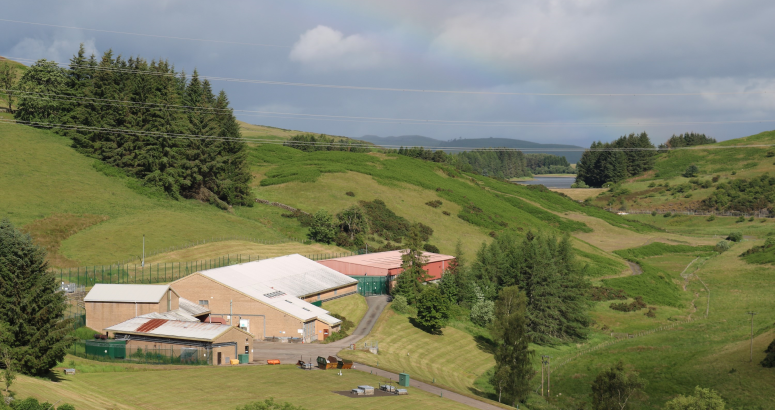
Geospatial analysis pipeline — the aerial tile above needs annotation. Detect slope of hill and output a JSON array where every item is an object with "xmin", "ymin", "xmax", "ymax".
[
  {"xmin": 360, "ymin": 134, "xmax": 585, "ymax": 163},
  {"xmin": 590, "ymin": 129, "xmax": 775, "ymax": 212}
]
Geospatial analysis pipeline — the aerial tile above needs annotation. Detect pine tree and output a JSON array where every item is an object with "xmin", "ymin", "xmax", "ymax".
[
  {"xmin": 392, "ymin": 224, "xmax": 430, "ymax": 304},
  {"xmin": 490, "ymin": 286, "xmax": 534, "ymax": 405},
  {"xmin": 0, "ymin": 220, "xmax": 74, "ymax": 376},
  {"xmin": 13, "ymin": 60, "xmax": 67, "ymax": 122}
]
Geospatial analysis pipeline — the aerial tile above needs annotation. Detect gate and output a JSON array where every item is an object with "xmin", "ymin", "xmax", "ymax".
[{"xmin": 350, "ymin": 275, "xmax": 389, "ymax": 296}]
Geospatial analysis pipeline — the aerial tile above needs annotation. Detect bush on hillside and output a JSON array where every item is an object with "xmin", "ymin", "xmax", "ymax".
[
  {"xmin": 423, "ymin": 243, "xmax": 440, "ymax": 253},
  {"xmin": 610, "ymin": 296, "xmax": 648, "ymax": 312},
  {"xmin": 391, "ymin": 295, "xmax": 409, "ymax": 314},
  {"xmin": 767, "ymin": 150, "xmax": 775, "ymax": 158},
  {"xmin": 470, "ymin": 299, "xmax": 495, "ymax": 327},
  {"xmin": 425, "ymin": 200, "xmax": 443, "ymax": 208},
  {"xmin": 415, "ymin": 286, "xmax": 450, "ymax": 333},
  {"xmin": 345, "ymin": 191, "xmax": 355, "ymax": 197},
  {"xmin": 590, "ymin": 286, "xmax": 628, "ymax": 301},
  {"xmin": 663, "ymin": 386, "xmax": 727, "ymax": 410},
  {"xmin": 715, "ymin": 240, "xmax": 731, "ymax": 253},
  {"xmin": 707, "ymin": 215, "xmax": 715, "ymax": 222},
  {"xmin": 236, "ymin": 398, "xmax": 306, "ymax": 410},
  {"xmin": 442, "ymin": 211, "xmax": 451, "ymax": 216},
  {"xmin": 683, "ymin": 164, "xmax": 700, "ymax": 178},
  {"xmin": 307, "ymin": 210, "xmax": 337, "ymax": 244},
  {"xmin": 727, "ymin": 232, "xmax": 743, "ymax": 242},
  {"xmin": 736, "ymin": 216, "xmax": 746, "ymax": 223},
  {"xmin": 664, "ymin": 212, "xmax": 672, "ymax": 218}
]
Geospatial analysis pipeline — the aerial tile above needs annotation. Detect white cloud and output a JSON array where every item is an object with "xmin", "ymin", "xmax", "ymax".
[
  {"xmin": 289, "ymin": 25, "xmax": 383, "ymax": 71},
  {"xmin": 9, "ymin": 36, "xmax": 98, "ymax": 64}
]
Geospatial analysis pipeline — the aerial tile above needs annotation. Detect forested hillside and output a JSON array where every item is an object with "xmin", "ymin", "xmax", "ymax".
[
  {"xmin": 575, "ymin": 132, "xmax": 656, "ymax": 187},
  {"xmin": 12, "ymin": 46, "xmax": 252, "ymax": 207}
]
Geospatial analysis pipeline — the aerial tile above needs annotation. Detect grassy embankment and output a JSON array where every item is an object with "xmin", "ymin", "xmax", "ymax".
[
  {"xmin": 322, "ymin": 293, "xmax": 370, "ymax": 328},
  {"xmin": 590, "ymin": 130, "xmax": 775, "ymax": 211},
  {"xmin": 12, "ymin": 356, "xmax": 472, "ymax": 410}
]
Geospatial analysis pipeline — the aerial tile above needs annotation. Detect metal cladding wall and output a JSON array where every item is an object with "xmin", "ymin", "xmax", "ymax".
[{"xmin": 319, "ymin": 261, "xmax": 449, "ymax": 281}]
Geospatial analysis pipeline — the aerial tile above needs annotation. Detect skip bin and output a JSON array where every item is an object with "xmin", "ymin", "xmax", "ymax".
[
  {"xmin": 238, "ymin": 354, "xmax": 249, "ymax": 364},
  {"xmin": 398, "ymin": 373, "xmax": 410, "ymax": 387},
  {"xmin": 84, "ymin": 340, "xmax": 126, "ymax": 359}
]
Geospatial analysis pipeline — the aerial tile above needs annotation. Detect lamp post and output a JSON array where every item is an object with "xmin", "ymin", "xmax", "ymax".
[{"xmin": 747, "ymin": 311, "xmax": 757, "ymax": 362}]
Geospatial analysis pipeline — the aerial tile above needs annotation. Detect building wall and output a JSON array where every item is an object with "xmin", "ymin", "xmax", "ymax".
[
  {"xmin": 171, "ymin": 274, "xmax": 306, "ymax": 340},
  {"xmin": 316, "ymin": 260, "xmax": 389, "ymax": 276},
  {"xmin": 86, "ymin": 301, "xmax": 160, "ymax": 334},
  {"xmin": 214, "ymin": 326, "xmax": 255, "ymax": 364},
  {"xmin": 302, "ymin": 284, "xmax": 358, "ymax": 303}
]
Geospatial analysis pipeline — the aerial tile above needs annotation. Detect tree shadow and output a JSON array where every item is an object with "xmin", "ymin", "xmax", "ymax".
[
  {"xmin": 474, "ymin": 335, "xmax": 497, "ymax": 354},
  {"xmin": 468, "ymin": 386, "xmax": 498, "ymax": 402},
  {"xmin": 408, "ymin": 317, "xmax": 443, "ymax": 335},
  {"xmin": 39, "ymin": 369, "xmax": 66, "ymax": 383}
]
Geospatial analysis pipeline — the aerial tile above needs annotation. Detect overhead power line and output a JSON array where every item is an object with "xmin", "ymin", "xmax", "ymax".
[
  {"xmin": 1, "ymin": 118, "xmax": 774, "ymax": 151},
  {"xmin": 0, "ymin": 18, "xmax": 289, "ymax": 48},
  {"xmin": 6, "ymin": 56, "xmax": 775, "ymax": 98},
  {"xmin": 7, "ymin": 89, "xmax": 775, "ymax": 128}
]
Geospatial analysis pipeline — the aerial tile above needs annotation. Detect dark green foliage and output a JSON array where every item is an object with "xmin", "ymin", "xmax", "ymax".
[
  {"xmin": 359, "ymin": 199, "xmax": 411, "ymax": 242},
  {"xmin": 392, "ymin": 225, "xmax": 431, "ymax": 304},
  {"xmin": 15, "ymin": 47, "xmax": 253, "ymax": 206},
  {"xmin": 603, "ymin": 262, "xmax": 683, "ymax": 307},
  {"xmin": 591, "ymin": 361, "xmax": 647, "ymax": 410},
  {"xmin": 727, "ymin": 232, "xmax": 743, "ymax": 242},
  {"xmin": 307, "ymin": 210, "xmax": 337, "ymax": 244},
  {"xmin": 0, "ymin": 220, "xmax": 74, "ymax": 376},
  {"xmin": 425, "ymin": 200, "xmax": 442, "ymax": 208},
  {"xmin": 390, "ymin": 294, "xmax": 409, "ymax": 313},
  {"xmin": 524, "ymin": 153, "xmax": 575, "ymax": 174},
  {"xmin": 330, "ymin": 314, "xmax": 354, "ymax": 333},
  {"xmin": 236, "ymin": 398, "xmax": 306, "ymax": 410},
  {"xmin": 576, "ymin": 132, "xmax": 656, "ymax": 187},
  {"xmin": 609, "ymin": 296, "xmax": 647, "ymax": 312},
  {"xmin": 345, "ymin": 191, "xmax": 355, "ymax": 197},
  {"xmin": 739, "ymin": 238, "xmax": 775, "ymax": 264},
  {"xmin": 707, "ymin": 215, "xmax": 716, "ymax": 221},
  {"xmin": 0, "ymin": 62, "xmax": 18, "ymax": 112},
  {"xmin": 683, "ymin": 164, "xmax": 700, "ymax": 177},
  {"xmin": 284, "ymin": 134, "xmax": 369, "ymax": 152},
  {"xmin": 415, "ymin": 286, "xmax": 450, "ymax": 333},
  {"xmin": 471, "ymin": 232, "xmax": 591, "ymax": 344},
  {"xmin": 663, "ymin": 386, "xmax": 727, "ymax": 410},
  {"xmin": 3, "ymin": 397, "xmax": 75, "ymax": 410},
  {"xmin": 644, "ymin": 307, "xmax": 657, "ymax": 318},
  {"xmin": 590, "ymin": 286, "xmax": 628, "ymax": 301},
  {"xmin": 613, "ymin": 243, "xmax": 715, "ymax": 259},
  {"xmin": 660, "ymin": 132, "xmax": 717, "ymax": 149},
  {"xmin": 701, "ymin": 174, "xmax": 775, "ymax": 213},
  {"xmin": 335, "ymin": 206, "xmax": 368, "ymax": 245},
  {"xmin": 423, "ymin": 243, "xmax": 440, "ymax": 253},
  {"xmin": 490, "ymin": 286, "xmax": 534, "ymax": 405}
]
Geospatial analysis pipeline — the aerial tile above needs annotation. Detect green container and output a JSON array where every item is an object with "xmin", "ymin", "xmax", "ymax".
[
  {"xmin": 238, "ymin": 354, "xmax": 249, "ymax": 364},
  {"xmin": 311, "ymin": 300, "xmax": 323, "ymax": 307},
  {"xmin": 84, "ymin": 340, "xmax": 126, "ymax": 359},
  {"xmin": 399, "ymin": 373, "xmax": 410, "ymax": 387}
]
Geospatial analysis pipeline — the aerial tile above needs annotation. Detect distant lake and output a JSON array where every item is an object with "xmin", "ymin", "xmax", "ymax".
[{"xmin": 515, "ymin": 176, "xmax": 576, "ymax": 189}]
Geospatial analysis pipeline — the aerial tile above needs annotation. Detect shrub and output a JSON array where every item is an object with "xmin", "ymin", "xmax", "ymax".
[
  {"xmin": 767, "ymin": 150, "xmax": 775, "ymax": 158},
  {"xmin": 237, "ymin": 398, "xmax": 307, "ymax": 410},
  {"xmin": 651, "ymin": 211, "xmax": 657, "ymax": 216},
  {"xmin": 707, "ymin": 215, "xmax": 716, "ymax": 222},
  {"xmin": 345, "ymin": 191, "xmax": 355, "ymax": 197},
  {"xmin": 391, "ymin": 295, "xmax": 408, "ymax": 313},
  {"xmin": 749, "ymin": 216, "xmax": 755, "ymax": 222},
  {"xmin": 736, "ymin": 216, "xmax": 746, "ymax": 223},
  {"xmin": 423, "ymin": 243, "xmax": 440, "ymax": 253},
  {"xmin": 307, "ymin": 210, "xmax": 337, "ymax": 244},
  {"xmin": 610, "ymin": 296, "xmax": 648, "ymax": 312},
  {"xmin": 715, "ymin": 240, "xmax": 730, "ymax": 252},
  {"xmin": 712, "ymin": 175, "xmax": 720, "ymax": 182},
  {"xmin": 330, "ymin": 313, "xmax": 355, "ymax": 333},
  {"xmin": 571, "ymin": 180, "xmax": 589, "ymax": 188},
  {"xmin": 701, "ymin": 180, "xmax": 713, "ymax": 189},
  {"xmin": 489, "ymin": 231, "xmax": 497, "ymax": 238},
  {"xmin": 684, "ymin": 193, "xmax": 693, "ymax": 198},
  {"xmin": 442, "ymin": 211, "xmax": 450, "ymax": 216},
  {"xmin": 664, "ymin": 212, "xmax": 672, "ymax": 218},
  {"xmin": 590, "ymin": 286, "xmax": 628, "ymax": 301},
  {"xmin": 644, "ymin": 307, "xmax": 657, "ymax": 318},
  {"xmin": 425, "ymin": 200, "xmax": 443, "ymax": 208},
  {"xmin": 683, "ymin": 164, "xmax": 699, "ymax": 178},
  {"xmin": 727, "ymin": 232, "xmax": 743, "ymax": 242},
  {"xmin": 470, "ymin": 299, "xmax": 495, "ymax": 327},
  {"xmin": 731, "ymin": 171, "xmax": 737, "ymax": 175},
  {"xmin": 648, "ymin": 182, "xmax": 656, "ymax": 188}
]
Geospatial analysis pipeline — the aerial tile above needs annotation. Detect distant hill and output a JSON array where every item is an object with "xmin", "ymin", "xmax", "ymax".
[{"xmin": 360, "ymin": 135, "xmax": 585, "ymax": 163}]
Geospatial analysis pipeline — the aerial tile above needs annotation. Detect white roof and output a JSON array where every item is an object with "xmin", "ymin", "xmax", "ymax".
[
  {"xmin": 178, "ymin": 297, "xmax": 210, "ymax": 316},
  {"xmin": 84, "ymin": 284, "xmax": 170, "ymax": 303},
  {"xmin": 107, "ymin": 317, "xmax": 242, "ymax": 341},
  {"xmin": 199, "ymin": 254, "xmax": 357, "ymax": 298},
  {"xmin": 138, "ymin": 310, "xmax": 199, "ymax": 322}
]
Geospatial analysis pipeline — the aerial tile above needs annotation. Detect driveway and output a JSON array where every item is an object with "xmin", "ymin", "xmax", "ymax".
[{"xmin": 252, "ymin": 295, "xmax": 388, "ymax": 364}]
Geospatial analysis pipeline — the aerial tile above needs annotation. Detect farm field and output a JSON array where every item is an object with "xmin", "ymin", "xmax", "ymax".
[{"xmin": 13, "ymin": 357, "xmax": 473, "ymax": 410}]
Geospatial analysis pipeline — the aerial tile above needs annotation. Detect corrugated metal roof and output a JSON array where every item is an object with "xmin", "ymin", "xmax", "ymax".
[
  {"xmin": 106, "ymin": 317, "xmax": 237, "ymax": 341},
  {"xmin": 320, "ymin": 250, "xmax": 454, "ymax": 269},
  {"xmin": 178, "ymin": 297, "xmax": 210, "ymax": 316},
  {"xmin": 200, "ymin": 254, "xmax": 357, "ymax": 298},
  {"xmin": 84, "ymin": 284, "xmax": 169, "ymax": 303},
  {"xmin": 138, "ymin": 309, "xmax": 199, "ymax": 322}
]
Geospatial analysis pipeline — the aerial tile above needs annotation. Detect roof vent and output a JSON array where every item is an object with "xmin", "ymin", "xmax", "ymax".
[{"xmin": 263, "ymin": 290, "xmax": 286, "ymax": 298}]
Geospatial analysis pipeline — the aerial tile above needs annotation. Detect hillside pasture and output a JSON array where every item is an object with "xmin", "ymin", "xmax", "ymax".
[
  {"xmin": 143, "ymin": 240, "xmax": 348, "ymax": 264},
  {"xmin": 322, "ymin": 294, "xmax": 369, "ymax": 328}
]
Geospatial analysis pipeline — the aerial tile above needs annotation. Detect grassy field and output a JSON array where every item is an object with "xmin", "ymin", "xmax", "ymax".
[
  {"xmin": 550, "ymin": 188, "xmax": 608, "ymax": 201},
  {"xmin": 322, "ymin": 294, "xmax": 369, "ymax": 327},
  {"xmin": 626, "ymin": 213, "xmax": 774, "ymax": 238},
  {"xmin": 12, "ymin": 356, "xmax": 474, "ymax": 410},
  {"xmin": 143, "ymin": 240, "xmax": 348, "ymax": 264}
]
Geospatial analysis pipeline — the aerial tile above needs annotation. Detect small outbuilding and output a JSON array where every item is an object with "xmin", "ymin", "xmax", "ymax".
[
  {"xmin": 106, "ymin": 317, "xmax": 254, "ymax": 365},
  {"xmin": 318, "ymin": 250, "xmax": 455, "ymax": 282},
  {"xmin": 85, "ymin": 284, "xmax": 207, "ymax": 334}
]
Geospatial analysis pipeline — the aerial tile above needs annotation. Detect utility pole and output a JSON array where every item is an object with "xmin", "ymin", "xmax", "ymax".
[
  {"xmin": 747, "ymin": 311, "xmax": 757, "ymax": 362},
  {"xmin": 142, "ymin": 234, "xmax": 145, "ymax": 268},
  {"xmin": 541, "ymin": 355, "xmax": 552, "ymax": 398}
]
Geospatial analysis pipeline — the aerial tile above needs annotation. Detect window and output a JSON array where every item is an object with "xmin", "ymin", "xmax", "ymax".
[
  {"xmin": 316, "ymin": 294, "xmax": 321, "ymax": 301},
  {"xmin": 198, "ymin": 300, "xmax": 209, "ymax": 307},
  {"xmin": 334, "ymin": 289, "xmax": 337, "ymax": 296}
]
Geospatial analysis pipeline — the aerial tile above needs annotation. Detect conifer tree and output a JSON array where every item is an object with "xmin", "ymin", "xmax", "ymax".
[
  {"xmin": 0, "ymin": 220, "xmax": 74, "ymax": 376},
  {"xmin": 392, "ymin": 224, "xmax": 430, "ymax": 304},
  {"xmin": 490, "ymin": 286, "xmax": 534, "ymax": 405},
  {"xmin": 415, "ymin": 286, "xmax": 450, "ymax": 333},
  {"xmin": 14, "ymin": 60, "xmax": 67, "ymax": 122}
]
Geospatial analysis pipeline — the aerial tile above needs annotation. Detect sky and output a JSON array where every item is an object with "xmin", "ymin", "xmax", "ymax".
[{"xmin": 2, "ymin": 0, "xmax": 775, "ymax": 146}]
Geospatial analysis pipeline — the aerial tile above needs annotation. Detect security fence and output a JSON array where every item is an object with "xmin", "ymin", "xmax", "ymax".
[
  {"xmin": 70, "ymin": 340, "xmax": 211, "ymax": 365},
  {"xmin": 608, "ymin": 207, "xmax": 771, "ymax": 218},
  {"xmin": 51, "ymin": 251, "xmax": 361, "ymax": 287}
]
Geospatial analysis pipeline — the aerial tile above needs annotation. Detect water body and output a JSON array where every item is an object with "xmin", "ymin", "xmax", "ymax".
[{"xmin": 515, "ymin": 176, "xmax": 576, "ymax": 189}]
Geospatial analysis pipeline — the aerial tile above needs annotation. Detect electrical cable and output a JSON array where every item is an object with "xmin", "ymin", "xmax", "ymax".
[
  {"xmin": 2, "ymin": 118, "xmax": 773, "ymax": 151},
  {"xmin": 7, "ymin": 90, "xmax": 775, "ymax": 128},
  {"xmin": 5, "ymin": 56, "xmax": 774, "ymax": 98}
]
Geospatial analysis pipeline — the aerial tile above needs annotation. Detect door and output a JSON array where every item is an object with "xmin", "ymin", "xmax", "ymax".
[
  {"xmin": 303, "ymin": 321, "xmax": 316, "ymax": 343},
  {"xmin": 217, "ymin": 352, "xmax": 222, "ymax": 365}
]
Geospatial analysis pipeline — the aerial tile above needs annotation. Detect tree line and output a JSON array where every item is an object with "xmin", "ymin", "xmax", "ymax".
[
  {"xmin": 283, "ymin": 133, "xmax": 370, "ymax": 153},
  {"xmin": 575, "ymin": 132, "xmax": 657, "ymax": 187},
  {"xmin": 659, "ymin": 132, "xmax": 716, "ymax": 149},
  {"xmin": 10, "ymin": 45, "xmax": 253, "ymax": 206}
]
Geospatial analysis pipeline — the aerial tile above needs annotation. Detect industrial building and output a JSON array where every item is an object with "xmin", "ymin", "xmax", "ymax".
[
  {"xmin": 318, "ymin": 250, "xmax": 456, "ymax": 282},
  {"xmin": 84, "ymin": 284, "xmax": 209, "ymax": 334},
  {"xmin": 170, "ymin": 254, "xmax": 354, "ymax": 342},
  {"xmin": 106, "ymin": 317, "xmax": 254, "ymax": 365}
]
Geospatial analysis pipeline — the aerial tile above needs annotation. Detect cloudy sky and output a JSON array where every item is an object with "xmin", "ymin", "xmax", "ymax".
[{"xmin": 2, "ymin": 0, "xmax": 775, "ymax": 146}]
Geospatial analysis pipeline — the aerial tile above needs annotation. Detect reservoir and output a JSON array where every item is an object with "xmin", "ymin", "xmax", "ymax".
[{"xmin": 515, "ymin": 176, "xmax": 576, "ymax": 189}]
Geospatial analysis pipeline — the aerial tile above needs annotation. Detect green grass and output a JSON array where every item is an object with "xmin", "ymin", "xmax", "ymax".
[
  {"xmin": 322, "ymin": 294, "xmax": 369, "ymax": 328},
  {"xmin": 626, "ymin": 214, "xmax": 774, "ymax": 238},
  {"xmin": 614, "ymin": 242, "xmax": 716, "ymax": 259},
  {"xmin": 602, "ymin": 261, "xmax": 685, "ymax": 307},
  {"xmin": 15, "ymin": 356, "xmax": 475, "ymax": 410},
  {"xmin": 576, "ymin": 248, "xmax": 629, "ymax": 278}
]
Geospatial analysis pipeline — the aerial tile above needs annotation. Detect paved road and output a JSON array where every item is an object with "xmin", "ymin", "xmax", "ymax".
[{"xmin": 252, "ymin": 295, "xmax": 388, "ymax": 364}]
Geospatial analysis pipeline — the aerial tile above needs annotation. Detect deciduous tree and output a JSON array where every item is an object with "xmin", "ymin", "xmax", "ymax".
[
  {"xmin": 414, "ymin": 286, "xmax": 449, "ymax": 333},
  {"xmin": 591, "ymin": 361, "xmax": 646, "ymax": 410}
]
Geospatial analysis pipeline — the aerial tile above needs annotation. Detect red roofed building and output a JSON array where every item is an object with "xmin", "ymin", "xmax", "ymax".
[{"xmin": 317, "ymin": 250, "xmax": 455, "ymax": 283}]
